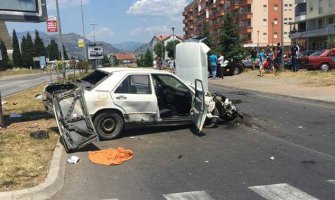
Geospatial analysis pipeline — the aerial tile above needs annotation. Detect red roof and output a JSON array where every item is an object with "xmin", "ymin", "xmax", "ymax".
[
  {"xmin": 112, "ymin": 53, "xmax": 135, "ymax": 61},
  {"xmin": 155, "ymin": 34, "xmax": 183, "ymax": 42}
]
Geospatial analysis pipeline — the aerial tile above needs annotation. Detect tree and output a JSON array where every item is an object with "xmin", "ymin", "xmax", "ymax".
[
  {"xmin": 0, "ymin": 40, "xmax": 9, "ymax": 71},
  {"xmin": 217, "ymin": 12, "xmax": 247, "ymax": 60},
  {"xmin": 143, "ymin": 49, "xmax": 153, "ymax": 67},
  {"xmin": 34, "ymin": 30, "xmax": 46, "ymax": 57},
  {"xmin": 327, "ymin": 36, "xmax": 335, "ymax": 49},
  {"xmin": 102, "ymin": 54, "xmax": 111, "ymax": 66},
  {"xmin": 154, "ymin": 43, "xmax": 165, "ymax": 59},
  {"xmin": 12, "ymin": 29, "xmax": 22, "ymax": 67},
  {"xmin": 62, "ymin": 45, "xmax": 69, "ymax": 60},
  {"xmin": 47, "ymin": 40, "xmax": 60, "ymax": 60},
  {"xmin": 166, "ymin": 40, "xmax": 180, "ymax": 59},
  {"xmin": 202, "ymin": 20, "xmax": 217, "ymax": 52},
  {"xmin": 21, "ymin": 33, "xmax": 34, "ymax": 68}
]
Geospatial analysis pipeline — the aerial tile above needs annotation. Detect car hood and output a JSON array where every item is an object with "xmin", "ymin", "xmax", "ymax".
[{"xmin": 175, "ymin": 41, "xmax": 210, "ymax": 92}]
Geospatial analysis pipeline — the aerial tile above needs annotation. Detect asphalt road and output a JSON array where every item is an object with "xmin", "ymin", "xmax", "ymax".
[{"xmin": 51, "ymin": 86, "xmax": 335, "ymax": 200}]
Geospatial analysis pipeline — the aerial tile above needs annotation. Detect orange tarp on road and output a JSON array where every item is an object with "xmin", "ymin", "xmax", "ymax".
[{"xmin": 88, "ymin": 147, "xmax": 134, "ymax": 166}]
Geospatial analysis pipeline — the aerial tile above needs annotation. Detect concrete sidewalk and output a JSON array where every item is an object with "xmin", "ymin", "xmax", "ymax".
[{"xmin": 209, "ymin": 72, "xmax": 335, "ymax": 103}]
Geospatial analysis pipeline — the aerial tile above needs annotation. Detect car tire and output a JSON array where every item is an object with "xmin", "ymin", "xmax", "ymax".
[
  {"xmin": 233, "ymin": 66, "xmax": 241, "ymax": 75},
  {"xmin": 204, "ymin": 108, "xmax": 219, "ymax": 128},
  {"xmin": 320, "ymin": 63, "xmax": 330, "ymax": 72},
  {"xmin": 93, "ymin": 111, "xmax": 124, "ymax": 140}
]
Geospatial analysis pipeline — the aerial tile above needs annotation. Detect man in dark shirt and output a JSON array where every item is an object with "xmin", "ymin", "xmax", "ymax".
[
  {"xmin": 251, "ymin": 47, "xmax": 257, "ymax": 70},
  {"xmin": 291, "ymin": 42, "xmax": 299, "ymax": 72}
]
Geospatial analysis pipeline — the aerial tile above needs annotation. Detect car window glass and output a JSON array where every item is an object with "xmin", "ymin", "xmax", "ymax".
[
  {"xmin": 80, "ymin": 70, "xmax": 109, "ymax": 89},
  {"xmin": 310, "ymin": 50, "xmax": 324, "ymax": 56},
  {"xmin": 154, "ymin": 74, "xmax": 188, "ymax": 92},
  {"xmin": 115, "ymin": 75, "xmax": 151, "ymax": 94}
]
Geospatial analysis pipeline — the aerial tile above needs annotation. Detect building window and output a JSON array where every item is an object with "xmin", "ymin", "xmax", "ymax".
[
  {"xmin": 289, "ymin": 4, "xmax": 293, "ymax": 10},
  {"xmin": 289, "ymin": 18, "xmax": 292, "ymax": 22},
  {"xmin": 284, "ymin": 32, "xmax": 288, "ymax": 38},
  {"xmin": 284, "ymin": 4, "xmax": 288, "ymax": 11},
  {"xmin": 274, "ymin": 18, "xmax": 278, "ymax": 24},
  {"xmin": 274, "ymin": 4, "xmax": 278, "ymax": 11},
  {"xmin": 274, "ymin": 32, "xmax": 278, "ymax": 39},
  {"xmin": 263, "ymin": 32, "xmax": 267, "ymax": 39},
  {"xmin": 263, "ymin": 18, "xmax": 267, "ymax": 25}
]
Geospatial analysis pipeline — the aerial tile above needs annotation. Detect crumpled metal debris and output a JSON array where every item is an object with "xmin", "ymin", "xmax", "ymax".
[
  {"xmin": 10, "ymin": 113, "xmax": 22, "ymax": 118},
  {"xmin": 30, "ymin": 130, "xmax": 49, "ymax": 140}
]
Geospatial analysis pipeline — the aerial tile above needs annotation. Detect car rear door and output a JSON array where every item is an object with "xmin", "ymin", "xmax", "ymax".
[
  {"xmin": 53, "ymin": 88, "xmax": 98, "ymax": 152},
  {"xmin": 190, "ymin": 79, "xmax": 207, "ymax": 132},
  {"xmin": 111, "ymin": 74, "xmax": 158, "ymax": 122}
]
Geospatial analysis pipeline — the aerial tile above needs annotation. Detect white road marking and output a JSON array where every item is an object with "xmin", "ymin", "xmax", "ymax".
[
  {"xmin": 327, "ymin": 180, "xmax": 335, "ymax": 185},
  {"xmin": 163, "ymin": 191, "xmax": 215, "ymax": 200},
  {"xmin": 249, "ymin": 183, "xmax": 319, "ymax": 200}
]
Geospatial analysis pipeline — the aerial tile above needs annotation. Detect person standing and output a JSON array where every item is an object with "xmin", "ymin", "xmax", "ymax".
[
  {"xmin": 251, "ymin": 47, "xmax": 257, "ymax": 70},
  {"xmin": 291, "ymin": 42, "xmax": 299, "ymax": 72},
  {"xmin": 218, "ymin": 52, "xmax": 225, "ymax": 79},
  {"xmin": 268, "ymin": 47, "xmax": 275, "ymax": 74},
  {"xmin": 276, "ymin": 43, "xmax": 283, "ymax": 71},
  {"xmin": 259, "ymin": 49, "xmax": 266, "ymax": 77},
  {"xmin": 209, "ymin": 53, "xmax": 218, "ymax": 80}
]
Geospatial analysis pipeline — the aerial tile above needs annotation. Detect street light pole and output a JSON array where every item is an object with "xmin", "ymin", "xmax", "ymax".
[
  {"xmin": 257, "ymin": 30, "xmax": 260, "ymax": 52},
  {"xmin": 172, "ymin": 27, "xmax": 175, "ymax": 58},
  {"xmin": 90, "ymin": 23, "xmax": 97, "ymax": 42},
  {"xmin": 56, "ymin": 0, "xmax": 66, "ymax": 81},
  {"xmin": 80, "ymin": 0, "xmax": 87, "ymax": 61}
]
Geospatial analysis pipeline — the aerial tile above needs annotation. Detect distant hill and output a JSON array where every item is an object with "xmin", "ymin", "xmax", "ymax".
[
  {"xmin": 133, "ymin": 43, "xmax": 151, "ymax": 56},
  {"xmin": 112, "ymin": 41, "xmax": 145, "ymax": 52},
  {"xmin": 15, "ymin": 31, "xmax": 121, "ymax": 59}
]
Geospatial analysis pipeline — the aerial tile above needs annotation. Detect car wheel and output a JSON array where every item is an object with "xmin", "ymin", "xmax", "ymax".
[
  {"xmin": 320, "ymin": 63, "xmax": 329, "ymax": 72},
  {"xmin": 233, "ymin": 66, "xmax": 241, "ymax": 75},
  {"xmin": 204, "ymin": 108, "xmax": 219, "ymax": 128},
  {"xmin": 93, "ymin": 111, "xmax": 124, "ymax": 140}
]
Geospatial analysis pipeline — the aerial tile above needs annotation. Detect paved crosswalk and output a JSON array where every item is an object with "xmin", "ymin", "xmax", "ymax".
[{"xmin": 104, "ymin": 179, "xmax": 335, "ymax": 200}]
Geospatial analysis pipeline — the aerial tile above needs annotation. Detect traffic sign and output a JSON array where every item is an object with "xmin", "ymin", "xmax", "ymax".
[
  {"xmin": 78, "ymin": 39, "xmax": 85, "ymax": 48},
  {"xmin": 47, "ymin": 16, "xmax": 58, "ymax": 32}
]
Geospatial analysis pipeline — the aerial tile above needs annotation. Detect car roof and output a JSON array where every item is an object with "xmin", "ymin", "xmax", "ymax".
[{"xmin": 97, "ymin": 67, "xmax": 172, "ymax": 75}]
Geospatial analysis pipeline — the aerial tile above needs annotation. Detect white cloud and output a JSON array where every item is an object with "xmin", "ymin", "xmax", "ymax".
[
  {"xmin": 91, "ymin": 27, "xmax": 115, "ymax": 42},
  {"xmin": 130, "ymin": 25, "xmax": 171, "ymax": 37},
  {"xmin": 127, "ymin": 0, "xmax": 188, "ymax": 21},
  {"xmin": 47, "ymin": 0, "xmax": 90, "ymax": 10}
]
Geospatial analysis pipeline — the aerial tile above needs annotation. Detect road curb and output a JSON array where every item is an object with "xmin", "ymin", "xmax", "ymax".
[{"xmin": 0, "ymin": 141, "xmax": 66, "ymax": 200}]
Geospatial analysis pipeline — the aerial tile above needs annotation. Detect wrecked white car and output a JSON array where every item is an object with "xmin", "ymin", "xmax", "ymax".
[{"xmin": 44, "ymin": 41, "xmax": 241, "ymax": 152}]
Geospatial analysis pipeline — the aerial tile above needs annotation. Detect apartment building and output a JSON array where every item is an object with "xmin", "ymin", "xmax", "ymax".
[
  {"xmin": 289, "ymin": 0, "xmax": 335, "ymax": 50},
  {"xmin": 183, "ymin": 0, "xmax": 295, "ymax": 48}
]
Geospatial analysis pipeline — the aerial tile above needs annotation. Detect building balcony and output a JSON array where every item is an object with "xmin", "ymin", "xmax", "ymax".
[
  {"xmin": 240, "ymin": 0, "xmax": 252, "ymax": 6},
  {"xmin": 217, "ymin": 0, "xmax": 225, "ymax": 5},
  {"xmin": 289, "ymin": 23, "xmax": 335, "ymax": 39},
  {"xmin": 295, "ymin": 0, "xmax": 306, "ymax": 4},
  {"xmin": 295, "ymin": 12, "xmax": 306, "ymax": 22},
  {"xmin": 239, "ymin": 12, "xmax": 252, "ymax": 20},
  {"xmin": 239, "ymin": 26, "xmax": 252, "ymax": 34}
]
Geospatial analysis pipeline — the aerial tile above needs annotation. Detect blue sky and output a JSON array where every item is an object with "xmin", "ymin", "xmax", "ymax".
[{"xmin": 6, "ymin": 0, "xmax": 190, "ymax": 44}]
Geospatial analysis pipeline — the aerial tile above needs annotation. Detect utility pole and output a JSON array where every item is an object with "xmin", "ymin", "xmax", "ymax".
[
  {"xmin": 281, "ymin": 0, "xmax": 285, "ymax": 71},
  {"xmin": 56, "ymin": 0, "xmax": 66, "ymax": 81},
  {"xmin": 80, "ymin": 0, "xmax": 87, "ymax": 61}
]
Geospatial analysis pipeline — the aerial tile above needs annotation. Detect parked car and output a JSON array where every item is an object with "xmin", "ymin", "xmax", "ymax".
[
  {"xmin": 242, "ymin": 57, "xmax": 259, "ymax": 68},
  {"xmin": 298, "ymin": 50, "xmax": 316, "ymax": 58},
  {"xmin": 44, "ymin": 41, "xmax": 241, "ymax": 152},
  {"xmin": 297, "ymin": 49, "xmax": 335, "ymax": 71}
]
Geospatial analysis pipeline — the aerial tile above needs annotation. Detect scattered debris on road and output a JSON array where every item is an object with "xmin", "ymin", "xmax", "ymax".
[
  {"xmin": 67, "ymin": 156, "xmax": 80, "ymax": 164},
  {"xmin": 9, "ymin": 113, "xmax": 22, "ymax": 118},
  {"xmin": 30, "ymin": 130, "xmax": 49, "ymax": 140},
  {"xmin": 35, "ymin": 94, "xmax": 43, "ymax": 101},
  {"xmin": 270, "ymin": 156, "xmax": 275, "ymax": 160}
]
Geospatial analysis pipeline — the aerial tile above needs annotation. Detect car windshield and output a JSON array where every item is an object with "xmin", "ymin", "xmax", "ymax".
[
  {"xmin": 79, "ymin": 70, "xmax": 110, "ymax": 90},
  {"xmin": 310, "ymin": 50, "xmax": 325, "ymax": 57}
]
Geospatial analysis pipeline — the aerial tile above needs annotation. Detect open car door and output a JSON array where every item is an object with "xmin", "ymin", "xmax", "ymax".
[
  {"xmin": 53, "ymin": 88, "xmax": 98, "ymax": 152},
  {"xmin": 190, "ymin": 79, "xmax": 208, "ymax": 132}
]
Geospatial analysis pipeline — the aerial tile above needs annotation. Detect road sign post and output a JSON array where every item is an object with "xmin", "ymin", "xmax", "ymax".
[{"xmin": 0, "ymin": 91, "xmax": 5, "ymax": 128}]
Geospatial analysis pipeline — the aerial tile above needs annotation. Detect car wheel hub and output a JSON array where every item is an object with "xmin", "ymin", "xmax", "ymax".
[{"xmin": 102, "ymin": 118, "xmax": 116, "ymax": 133}]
